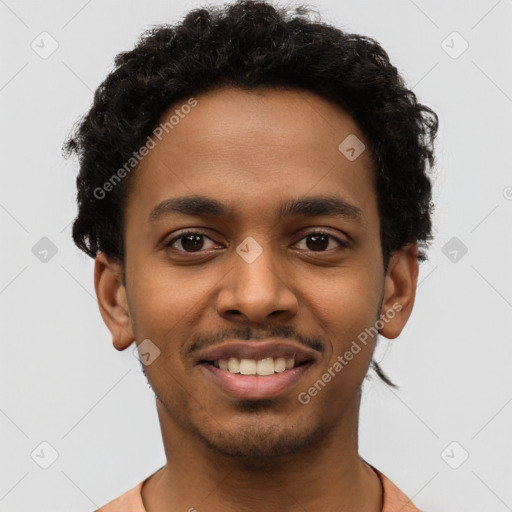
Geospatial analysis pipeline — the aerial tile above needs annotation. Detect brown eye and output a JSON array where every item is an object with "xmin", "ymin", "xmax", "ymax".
[
  {"xmin": 305, "ymin": 233, "xmax": 329, "ymax": 251},
  {"xmin": 166, "ymin": 231, "xmax": 217, "ymax": 253},
  {"xmin": 178, "ymin": 233, "xmax": 204, "ymax": 252},
  {"xmin": 295, "ymin": 231, "xmax": 349, "ymax": 252}
]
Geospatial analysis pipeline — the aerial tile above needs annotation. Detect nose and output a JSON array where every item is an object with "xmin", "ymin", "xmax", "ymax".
[{"xmin": 216, "ymin": 240, "xmax": 299, "ymax": 325}]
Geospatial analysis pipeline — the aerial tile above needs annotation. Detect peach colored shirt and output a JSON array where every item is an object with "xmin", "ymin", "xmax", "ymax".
[{"xmin": 96, "ymin": 467, "xmax": 419, "ymax": 512}]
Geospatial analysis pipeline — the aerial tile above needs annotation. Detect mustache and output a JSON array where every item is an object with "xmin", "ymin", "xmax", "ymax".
[{"xmin": 188, "ymin": 325, "xmax": 324, "ymax": 355}]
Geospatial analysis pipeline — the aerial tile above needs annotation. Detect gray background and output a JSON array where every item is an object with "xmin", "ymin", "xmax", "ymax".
[{"xmin": 1, "ymin": 0, "xmax": 511, "ymax": 511}]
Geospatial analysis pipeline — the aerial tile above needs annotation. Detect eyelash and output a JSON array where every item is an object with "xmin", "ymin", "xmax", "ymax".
[{"xmin": 164, "ymin": 229, "xmax": 350, "ymax": 254}]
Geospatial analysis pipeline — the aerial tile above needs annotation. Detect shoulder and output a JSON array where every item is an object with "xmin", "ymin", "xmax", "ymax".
[
  {"xmin": 373, "ymin": 467, "xmax": 420, "ymax": 512},
  {"xmin": 94, "ymin": 467, "xmax": 435, "ymax": 512},
  {"xmin": 94, "ymin": 481, "xmax": 146, "ymax": 512}
]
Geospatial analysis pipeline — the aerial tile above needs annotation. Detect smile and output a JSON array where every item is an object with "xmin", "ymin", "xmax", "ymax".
[{"xmin": 199, "ymin": 358, "xmax": 314, "ymax": 400}]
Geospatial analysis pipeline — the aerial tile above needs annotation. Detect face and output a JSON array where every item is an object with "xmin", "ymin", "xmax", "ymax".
[{"xmin": 95, "ymin": 86, "xmax": 418, "ymax": 461}]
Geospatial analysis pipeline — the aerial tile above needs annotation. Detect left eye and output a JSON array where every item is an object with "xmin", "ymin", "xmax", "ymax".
[{"xmin": 293, "ymin": 232, "xmax": 349, "ymax": 252}]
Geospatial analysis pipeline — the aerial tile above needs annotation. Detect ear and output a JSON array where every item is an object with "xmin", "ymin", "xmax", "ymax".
[
  {"xmin": 379, "ymin": 243, "xmax": 419, "ymax": 339},
  {"xmin": 94, "ymin": 251, "xmax": 134, "ymax": 351}
]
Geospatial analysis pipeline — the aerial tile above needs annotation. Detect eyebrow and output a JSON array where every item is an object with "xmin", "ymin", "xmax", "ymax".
[{"xmin": 148, "ymin": 195, "xmax": 364, "ymax": 223}]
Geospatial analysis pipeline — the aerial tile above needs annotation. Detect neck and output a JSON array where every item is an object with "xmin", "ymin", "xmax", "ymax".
[{"xmin": 141, "ymin": 392, "xmax": 382, "ymax": 512}]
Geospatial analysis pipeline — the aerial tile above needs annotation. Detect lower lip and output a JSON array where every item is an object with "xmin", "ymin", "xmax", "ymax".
[{"xmin": 199, "ymin": 361, "xmax": 314, "ymax": 400}]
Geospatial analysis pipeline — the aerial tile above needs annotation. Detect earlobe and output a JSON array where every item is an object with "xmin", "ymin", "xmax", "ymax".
[
  {"xmin": 379, "ymin": 243, "xmax": 419, "ymax": 340},
  {"xmin": 94, "ymin": 251, "xmax": 134, "ymax": 351}
]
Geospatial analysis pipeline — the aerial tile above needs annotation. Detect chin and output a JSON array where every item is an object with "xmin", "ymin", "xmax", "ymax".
[{"xmin": 197, "ymin": 418, "xmax": 327, "ymax": 462}]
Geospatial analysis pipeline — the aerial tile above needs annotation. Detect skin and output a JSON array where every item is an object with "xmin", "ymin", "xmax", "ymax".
[{"xmin": 94, "ymin": 87, "xmax": 418, "ymax": 512}]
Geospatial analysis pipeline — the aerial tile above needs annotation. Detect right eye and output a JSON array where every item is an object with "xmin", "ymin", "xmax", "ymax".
[{"xmin": 164, "ymin": 231, "xmax": 219, "ymax": 253}]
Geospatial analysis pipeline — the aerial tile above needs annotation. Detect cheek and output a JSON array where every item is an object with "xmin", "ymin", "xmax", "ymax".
[
  {"xmin": 310, "ymin": 287, "xmax": 377, "ymax": 407},
  {"xmin": 307, "ymin": 265, "xmax": 381, "ymax": 362},
  {"xmin": 127, "ymin": 264, "xmax": 213, "ymax": 388},
  {"xmin": 128, "ymin": 258, "xmax": 215, "ymax": 336}
]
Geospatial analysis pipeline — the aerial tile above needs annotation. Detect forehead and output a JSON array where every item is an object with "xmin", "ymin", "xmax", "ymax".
[{"xmin": 125, "ymin": 86, "xmax": 376, "ymax": 226}]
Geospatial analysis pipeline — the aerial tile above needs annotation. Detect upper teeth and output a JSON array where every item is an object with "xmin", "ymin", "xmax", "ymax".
[{"xmin": 213, "ymin": 357, "xmax": 296, "ymax": 375}]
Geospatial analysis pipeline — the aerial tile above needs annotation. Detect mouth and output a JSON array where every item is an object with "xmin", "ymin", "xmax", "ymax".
[
  {"xmin": 198, "ymin": 357, "xmax": 315, "ymax": 400},
  {"xmin": 200, "ymin": 356, "xmax": 310, "ymax": 374}
]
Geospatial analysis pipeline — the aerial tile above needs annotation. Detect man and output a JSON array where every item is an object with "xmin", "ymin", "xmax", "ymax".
[{"xmin": 64, "ymin": 1, "xmax": 438, "ymax": 510}]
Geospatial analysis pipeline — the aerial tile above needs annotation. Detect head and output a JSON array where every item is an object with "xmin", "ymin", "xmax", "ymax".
[{"xmin": 64, "ymin": 0, "xmax": 438, "ymax": 460}]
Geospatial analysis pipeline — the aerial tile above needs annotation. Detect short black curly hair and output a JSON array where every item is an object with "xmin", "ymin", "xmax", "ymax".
[{"xmin": 63, "ymin": 0, "xmax": 439, "ymax": 387}]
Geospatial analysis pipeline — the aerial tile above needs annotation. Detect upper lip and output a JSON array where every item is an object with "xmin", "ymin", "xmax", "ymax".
[{"xmin": 194, "ymin": 339, "xmax": 319, "ymax": 365}]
